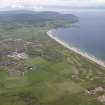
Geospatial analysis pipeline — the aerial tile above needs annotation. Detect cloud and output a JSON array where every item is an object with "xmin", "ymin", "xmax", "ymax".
[{"xmin": 0, "ymin": 0, "xmax": 105, "ymax": 10}]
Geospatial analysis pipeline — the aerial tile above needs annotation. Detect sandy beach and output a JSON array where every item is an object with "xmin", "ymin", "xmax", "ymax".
[{"xmin": 47, "ymin": 30, "xmax": 105, "ymax": 68}]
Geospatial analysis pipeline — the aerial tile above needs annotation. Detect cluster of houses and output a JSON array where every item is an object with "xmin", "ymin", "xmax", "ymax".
[
  {"xmin": 8, "ymin": 52, "xmax": 28, "ymax": 60},
  {"xmin": 86, "ymin": 86, "xmax": 105, "ymax": 104}
]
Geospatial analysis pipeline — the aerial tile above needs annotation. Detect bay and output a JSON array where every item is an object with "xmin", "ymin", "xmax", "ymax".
[{"xmin": 54, "ymin": 10, "xmax": 105, "ymax": 61}]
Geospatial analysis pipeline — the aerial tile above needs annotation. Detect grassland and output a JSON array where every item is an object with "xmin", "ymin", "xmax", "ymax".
[{"xmin": 0, "ymin": 11, "xmax": 104, "ymax": 105}]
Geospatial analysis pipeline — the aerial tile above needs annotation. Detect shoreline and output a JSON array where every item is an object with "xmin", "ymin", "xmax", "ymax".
[{"xmin": 47, "ymin": 29, "xmax": 105, "ymax": 68}]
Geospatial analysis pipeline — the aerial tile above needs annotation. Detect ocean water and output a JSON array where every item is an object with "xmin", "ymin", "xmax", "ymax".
[{"xmin": 54, "ymin": 10, "xmax": 105, "ymax": 61}]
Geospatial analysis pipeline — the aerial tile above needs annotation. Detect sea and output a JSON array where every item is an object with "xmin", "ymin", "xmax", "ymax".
[{"xmin": 54, "ymin": 10, "xmax": 105, "ymax": 61}]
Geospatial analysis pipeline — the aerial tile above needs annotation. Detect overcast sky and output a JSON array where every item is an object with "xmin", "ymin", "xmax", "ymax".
[{"xmin": 0, "ymin": 0, "xmax": 105, "ymax": 10}]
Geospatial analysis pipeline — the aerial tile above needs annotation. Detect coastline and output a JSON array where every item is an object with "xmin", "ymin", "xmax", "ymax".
[{"xmin": 47, "ymin": 29, "xmax": 105, "ymax": 68}]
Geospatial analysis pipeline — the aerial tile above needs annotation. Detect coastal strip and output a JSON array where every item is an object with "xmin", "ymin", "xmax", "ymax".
[{"xmin": 47, "ymin": 30, "xmax": 105, "ymax": 68}]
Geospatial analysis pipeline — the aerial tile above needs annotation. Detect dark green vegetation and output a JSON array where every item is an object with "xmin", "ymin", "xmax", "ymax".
[{"xmin": 0, "ymin": 10, "xmax": 104, "ymax": 105}]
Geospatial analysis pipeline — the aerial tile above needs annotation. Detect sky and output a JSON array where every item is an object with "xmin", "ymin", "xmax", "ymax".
[{"xmin": 0, "ymin": 0, "xmax": 105, "ymax": 10}]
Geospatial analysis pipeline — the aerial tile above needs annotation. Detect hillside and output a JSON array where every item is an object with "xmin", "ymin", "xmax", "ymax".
[{"xmin": 0, "ymin": 10, "xmax": 78, "ymax": 26}]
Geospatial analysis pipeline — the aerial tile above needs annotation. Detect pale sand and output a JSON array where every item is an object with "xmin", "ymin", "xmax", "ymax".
[{"xmin": 47, "ymin": 30, "xmax": 105, "ymax": 68}]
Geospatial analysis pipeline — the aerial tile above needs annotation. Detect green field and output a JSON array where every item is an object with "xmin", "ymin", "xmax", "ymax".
[{"xmin": 0, "ymin": 11, "xmax": 104, "ymax": 105}]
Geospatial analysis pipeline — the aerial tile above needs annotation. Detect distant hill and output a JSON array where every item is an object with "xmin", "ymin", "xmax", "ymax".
[{"xmin": 0, "ymin": 10, "xmax": 78, "ymax": 25}]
